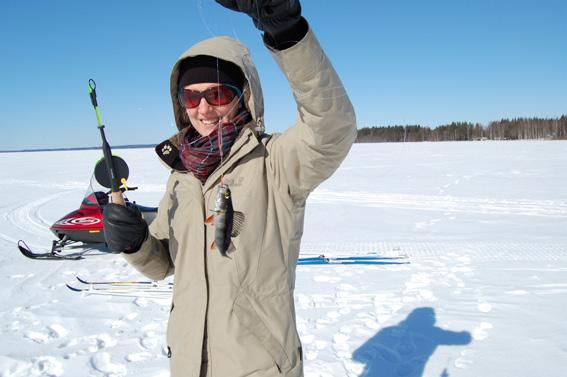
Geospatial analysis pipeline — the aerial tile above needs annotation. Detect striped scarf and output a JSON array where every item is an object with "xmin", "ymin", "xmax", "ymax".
[{"xmin": 179, "ymin": 111, "xmax": 251, "ymax": 184}]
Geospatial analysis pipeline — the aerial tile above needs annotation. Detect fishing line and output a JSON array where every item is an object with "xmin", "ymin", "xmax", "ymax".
[
  {"xmin": 255, "ymin": 1, "xmax": 263, "ymax": 31},
  {"xmin": 215, "ymin": 58, "xmax": 226, "ymax": 184},
  {"xmin": 196, "ymin": 0, "xmax": 218, "ymax": 38},
  {"xmin": 194, "ymin": 0, "xmax": 250, "ymax": 186}
]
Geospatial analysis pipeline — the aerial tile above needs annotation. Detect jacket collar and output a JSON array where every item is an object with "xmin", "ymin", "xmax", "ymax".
[{"xmin": 155, "ymin": 124, "xmax": 261, "ymax": 192}]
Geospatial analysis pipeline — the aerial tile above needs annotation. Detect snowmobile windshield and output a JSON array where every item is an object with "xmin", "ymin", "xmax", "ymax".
[{"xmin": 81, "ymin": 174, "xmax": 109, "ymax": 208}]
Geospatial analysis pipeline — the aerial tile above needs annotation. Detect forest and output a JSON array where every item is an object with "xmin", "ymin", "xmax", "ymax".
[{"xmin": 356, "ymin": 115, "xmax": 567, "ymax": 143}]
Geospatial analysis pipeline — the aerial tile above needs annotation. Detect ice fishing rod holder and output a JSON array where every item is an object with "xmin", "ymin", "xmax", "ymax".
[{"xmin": 88, "ymin": 80, "xmax": 128, "ymax": 202}]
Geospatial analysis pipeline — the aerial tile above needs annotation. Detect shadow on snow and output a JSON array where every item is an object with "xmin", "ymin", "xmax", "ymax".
[{"xmin": 352, "ymin": 307, "xmax": 471, "ymax": 377}]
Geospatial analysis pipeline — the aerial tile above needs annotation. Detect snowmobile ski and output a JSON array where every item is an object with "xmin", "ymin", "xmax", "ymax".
[{"xmin": 18, "ymin": 240, "xmax": 84, "ymax": 260}]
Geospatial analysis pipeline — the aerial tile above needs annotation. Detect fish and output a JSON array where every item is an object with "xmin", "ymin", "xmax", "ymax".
[{"xmin": 205, "ymin": 184, "xmax": 245, "ymax": 257}]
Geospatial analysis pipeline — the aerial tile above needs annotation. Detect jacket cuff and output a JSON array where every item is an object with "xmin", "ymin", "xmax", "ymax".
[
  {"xmin": 121, "ymin": 234, "xmax": 172, "ymax": 281},
  {"xmin": 263, "ymin": 17, "xmax": 309, "ymax": 51}
]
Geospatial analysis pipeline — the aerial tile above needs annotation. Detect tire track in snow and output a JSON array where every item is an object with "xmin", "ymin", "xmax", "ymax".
[
  {"xmin": 308, "ymin": 189, "xmax": 567, "ymax": 218},
  {"xmin": 0, "ymin": 179, "xmax": 86, "ymax": 190},
  {"xmin": 0, "ymin": 191, "xmax": 73, "ymax": 245}
]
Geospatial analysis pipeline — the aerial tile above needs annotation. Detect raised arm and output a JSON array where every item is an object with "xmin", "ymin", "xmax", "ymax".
[
  {"xmin": 215, "ymin": 0, "xmax": 356, "ymax": 201},
  {"xmin": 266, "ymin": 22, "xmax": 357, "ymax": 201}
]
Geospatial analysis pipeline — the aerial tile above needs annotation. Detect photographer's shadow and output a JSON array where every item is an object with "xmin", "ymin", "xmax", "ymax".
[{"xmin": 352, "ymin": 307, "xmax": 471, "ymax": 377}]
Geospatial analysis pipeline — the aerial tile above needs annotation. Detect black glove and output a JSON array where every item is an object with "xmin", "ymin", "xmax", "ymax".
[
  {"xmin": 215, "ymin": 0, "xmax": 302, "ymax": 37},
  {"xmin": 103, "ymin": 203, "xmax": 148, "ymax": 254}
]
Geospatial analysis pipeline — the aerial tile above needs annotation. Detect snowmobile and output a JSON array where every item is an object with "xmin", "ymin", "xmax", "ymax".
[
  {"xmin": 18, "ymin": 79, "xmax": 159, "ymax": 260},
  {"xmin": 18, "ymin": 160, "xmax": 158, "ymax": 260}
]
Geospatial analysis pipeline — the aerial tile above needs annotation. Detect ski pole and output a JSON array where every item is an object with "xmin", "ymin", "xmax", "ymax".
[{"xmin": 88, "ymin": 79, "xmax": 125, "ymax": 205}]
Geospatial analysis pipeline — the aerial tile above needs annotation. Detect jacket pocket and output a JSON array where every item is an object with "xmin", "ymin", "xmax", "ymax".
[{"xmin": 233, "ymin": 293, "xmax": 290, "ymax": 373}]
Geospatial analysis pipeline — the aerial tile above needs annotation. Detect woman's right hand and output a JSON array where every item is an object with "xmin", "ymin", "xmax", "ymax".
[{"xmin": 103, "ymin": 203, "xmax": 148, "ymax": 254}]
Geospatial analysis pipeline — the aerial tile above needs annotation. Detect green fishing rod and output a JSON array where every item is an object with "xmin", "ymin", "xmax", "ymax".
[{"xmin": 88, "ymin": 79, "xmax": 126, "ymax": 206}]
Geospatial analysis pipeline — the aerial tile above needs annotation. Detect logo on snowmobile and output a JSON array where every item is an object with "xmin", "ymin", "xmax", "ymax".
[
  {"xmin": 161, "ymin": 144, "xmax": 172, "ymax": 155},
  {"xmin": 55, "ymin": 217, "xmax": 101, "ymax": 226}
]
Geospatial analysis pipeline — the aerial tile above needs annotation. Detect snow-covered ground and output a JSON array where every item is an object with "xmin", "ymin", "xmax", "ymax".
[{"xmin": 1, "ymin": 140, "xmax": 566, "ymax": 377}]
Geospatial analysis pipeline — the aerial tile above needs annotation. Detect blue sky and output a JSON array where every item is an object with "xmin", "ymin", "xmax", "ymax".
[{"xmin": 1, "ymin": 0, "xmax": 565, "ymax": 150}]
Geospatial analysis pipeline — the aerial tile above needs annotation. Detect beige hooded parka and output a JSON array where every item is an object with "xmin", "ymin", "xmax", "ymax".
[{"xmin": 123, "ymin": 23, "xmax": 357, "ymax": 377}]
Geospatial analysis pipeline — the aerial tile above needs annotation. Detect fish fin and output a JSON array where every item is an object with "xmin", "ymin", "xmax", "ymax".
[
  {"xmin": 231, "ymin": 211, "xmax": 246, "ymax": 237},
  {"xmin": 205, "ymin": 214, "xmax": 215, "ymax": 225},
  {"xmin": 211, "ymin": 240, "xmax": 232, "ymax": 258}
]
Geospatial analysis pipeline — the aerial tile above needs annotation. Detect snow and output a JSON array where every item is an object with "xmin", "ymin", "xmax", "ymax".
[{"xmin": 1, "ymin": 140, "xmax": 566, "ymax": 376}]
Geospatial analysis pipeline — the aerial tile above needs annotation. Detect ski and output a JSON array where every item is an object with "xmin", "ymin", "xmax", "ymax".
[
  {"xmin": 67, "ymin": 253, "xmax": 408, "ymax": 296},
  {"xmin": 68, "ymin": 276, "xmax": 173, "ymax": 297},
  {"xmin": 66, "ymin": 284, "xmax": 171, "ymax": 299},
  {"xmin": 298, "ymin": 259, "xmax": 407, "ymax": 265},
  {"xmin": 297, "ymin": 258, "xmax": 409, "ymax": 266},
  {"xmin": 66, "ymin": 283, "xmax": 172, "ymax": 293},
  {"xmin": 299, "ymin": 255, "xmax": 407, "ymax": 262},
  {"xmin": 75, "ymin": 276, "xmax": 172, "ymax": 287},
  {"xmin": 18, "ymin": 240, "xmax": 83, "ymax": 260},
  {"xmin": 297, "ymin": 254, "xmax": 409, "ymax": 265}
]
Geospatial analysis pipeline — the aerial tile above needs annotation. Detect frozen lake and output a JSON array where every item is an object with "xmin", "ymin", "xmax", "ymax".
[{"xmin": 1, "ymin": 140, "xmax": 566, "ymax": 377}]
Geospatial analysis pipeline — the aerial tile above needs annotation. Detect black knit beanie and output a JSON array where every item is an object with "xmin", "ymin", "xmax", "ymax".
[{"xmin": 178, "ymin": 55, "xmax": 245, "ymax": 91}]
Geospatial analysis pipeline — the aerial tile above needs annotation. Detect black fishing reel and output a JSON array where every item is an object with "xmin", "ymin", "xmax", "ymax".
[{"xmin": 94, "ymin": 155, "xmax": 129, "ymax": 189}]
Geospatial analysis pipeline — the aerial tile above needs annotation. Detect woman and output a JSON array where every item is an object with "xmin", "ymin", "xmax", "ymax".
[{"xmin": 103, "ymin": 1, "xmax": 357, "ymax": 376}]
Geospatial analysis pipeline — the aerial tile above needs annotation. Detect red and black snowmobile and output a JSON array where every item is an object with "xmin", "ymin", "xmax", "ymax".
[
  {"xmin": 18, "ymin": 162, "xmax": 157, "ymax": 260},
  {"xmin": 18, "ymin": 79, "xmax": 158, "ymax": 260}
]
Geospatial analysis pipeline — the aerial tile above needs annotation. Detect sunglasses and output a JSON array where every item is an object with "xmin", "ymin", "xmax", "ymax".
[{"xmin": 179, "ymin": 84, "xmax": 241, "ymax": 109}]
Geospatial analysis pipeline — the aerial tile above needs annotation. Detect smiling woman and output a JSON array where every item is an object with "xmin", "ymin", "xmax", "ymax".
[{"xmin": 99, "ymin": 1, "xmax": 357, "ymax": 376}]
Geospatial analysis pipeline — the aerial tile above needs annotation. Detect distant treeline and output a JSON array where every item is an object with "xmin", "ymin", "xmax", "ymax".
[
  {"xmin": 356, "ymin": 115, "xmax": 567, "ymax": 143},
  {"xmin": 0, "ymin": 144, "xmax": 156, "ymax": 154}
]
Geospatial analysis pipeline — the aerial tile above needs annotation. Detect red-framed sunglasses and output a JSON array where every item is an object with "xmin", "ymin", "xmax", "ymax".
[{"xmin": 179, "ymin": 84, "xmax": 242, "ymax": 109}]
